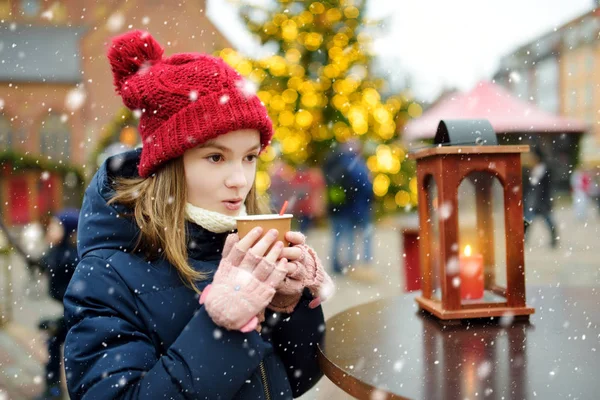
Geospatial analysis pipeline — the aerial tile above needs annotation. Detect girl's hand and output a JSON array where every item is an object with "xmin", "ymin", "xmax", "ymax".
[
  {"xmin": 269, "ymin": 232, "xmax": 335, "ymax": 313},
  {"xmin": 200, "ymin": 229, "xmax": 288, "ymax": 332},
  {"xmin": 278, "ymin": 231, "xmax": 305, "ymax": 262}
]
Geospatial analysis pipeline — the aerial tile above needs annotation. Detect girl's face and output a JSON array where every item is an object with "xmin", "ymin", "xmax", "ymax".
[{"xmin": 183, "ymin": 129, "xmax": 261, "ymax": 216}]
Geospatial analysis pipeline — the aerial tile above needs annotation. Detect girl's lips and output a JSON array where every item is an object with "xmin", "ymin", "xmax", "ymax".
[{"xmin": 223, "ymin": 200, "xmax": 242, "ymax": 211}]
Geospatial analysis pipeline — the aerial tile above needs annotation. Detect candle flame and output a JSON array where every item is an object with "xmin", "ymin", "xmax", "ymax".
[{"xmin": 464, "ymin": 245, "xmax": 472, "ymax": 257}]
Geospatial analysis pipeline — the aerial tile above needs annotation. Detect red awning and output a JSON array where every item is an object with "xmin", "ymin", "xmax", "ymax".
[{"xmin": 403, "ymin": 81, "xmax": 589, "ymax": 141}]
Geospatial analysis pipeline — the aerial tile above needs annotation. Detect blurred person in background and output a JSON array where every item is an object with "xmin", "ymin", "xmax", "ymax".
[
  {"xmin": 36, "ymin": 208, "xmax": 79, "ymax": 400},
  {"xmin": 570, "ymin": 167, "xmax": 592, "ymax": 221},
  {"xmin": 291, "ymin": 166, "xmax": 327, "ymax": 232},
  {"xmin": 524, "ymin": 147, "xmax": 558, "ymax": 248},
  {"xmin": 323, "ymin": 140, "xmax": 377, "ymax": 282}
]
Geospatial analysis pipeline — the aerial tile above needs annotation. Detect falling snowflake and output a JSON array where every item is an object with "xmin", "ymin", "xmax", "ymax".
[
  {"xmin": 133, "ymin": 109, "xmax": 143, "ymax": 119},
  {"xmin": 235, "ymin": 78, "xmax": 257, "ymax": 98},
  {"xmin": 65, "ymin": 87, "xmax": 86, "ymax": 111},
  {"xmin": 142, "ymin": 16, "xmax": 150, "ymax": 25},
  {"xmin": 107, "ymin": 13, "xmax": 126, "ymax": 32},
  {"xmin": 319, "ymin": 279, "xmax": 335, "ymax": 301},
  {"xmin": 41, "ymin": 9, "xmax": 53, "ymax": 20},
  {"xmin": 0, "ymin": 98, "xmax": 4, "ymax": 110},
  {"xmin": 447, "ymin": 256, "xmax": 460, "ymax": 274},
  {"xmin": 370, "ymin": 389, "xmax": 387, "ymax": 400},
  {"xmin": 219, "ymin": 94, "xmax": 230, "ymax": 104},
  {"xmin": 108, "ymin": 155, "xmax": 126, "ymax": 172},
  {"xmin": 40, "ymin": 171, "xmax": 50, "ymax": 181},
  {"xmin": 189, "ymin": 91, "xmax": 198, "ymax": 101},
  {"xmin": 393, "ymin": 360, "xmax": 404, "ymax": 372},
  {"xmin": 213, "ymin": 328, "xmax": 223, "ymax": 340},
  {"xmin": 509, "ymin": 71, "xmax": 521, "ymax": 83},
  {"xmin": 138, "ymin": 61, "xmax": 153, "ymax": 76},
  {"xmin": 71, "ymin": 279, "xmax": 87, "ymax": 294},
  {"xmin": 499, "ymin": 312, "xmax": 515, "ymax": 328},
  {"xmin": 452, "ymin": 276, "xmax": 461, "ymax": 288},
  {"xmin": 477, "ymin": 360, "xmax": 492, "ymax": 379},
  {"xmin": 439, "ymin": 201, "xmax": 452, "ymax": 220}
]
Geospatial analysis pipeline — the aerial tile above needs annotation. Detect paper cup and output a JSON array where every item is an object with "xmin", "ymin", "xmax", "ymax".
[{"xmin": 235, "ymin": 214, "xmax": 293, "ymax": 247}]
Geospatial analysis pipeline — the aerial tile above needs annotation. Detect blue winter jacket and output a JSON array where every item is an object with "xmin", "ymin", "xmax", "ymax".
[{"xmin": 63, "ymin": 149, "xmax": 325, "ymax": 399}]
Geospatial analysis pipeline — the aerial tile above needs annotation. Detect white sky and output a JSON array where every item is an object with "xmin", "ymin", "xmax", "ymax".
[{"xmin": 208, "ymin": 0, "xmax": 594, "ymax": 101}]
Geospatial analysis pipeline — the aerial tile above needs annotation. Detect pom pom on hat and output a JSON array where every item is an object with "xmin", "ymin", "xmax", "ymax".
[{"xmin": 107, "ymin": 30, "xmax": 164, "ymax": 93}]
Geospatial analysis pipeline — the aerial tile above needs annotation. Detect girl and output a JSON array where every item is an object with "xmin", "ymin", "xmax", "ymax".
[{"xmin": 63, "ymin": 30, "xmax": 333, "ymax": 399}]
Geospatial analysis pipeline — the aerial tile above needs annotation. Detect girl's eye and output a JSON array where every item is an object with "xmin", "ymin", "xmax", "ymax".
[
  {"xmin": 246, "ymin": 154, "xmax": 258, "ymax": 162},
  {"xmin": 207, "ymin": 155, "xmax": 223, "ymax": 163}
]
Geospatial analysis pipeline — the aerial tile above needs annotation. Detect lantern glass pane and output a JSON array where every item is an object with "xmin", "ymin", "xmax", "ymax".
[
  {"xmin": 457, "ymin": 172, "xmax": 506, "ymax": 305},
  {"xmin": 425, "ymin": 175, "xmax": 442, "ymax": 301}
]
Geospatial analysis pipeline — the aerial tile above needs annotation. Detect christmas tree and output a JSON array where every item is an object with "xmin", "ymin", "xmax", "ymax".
[{"xmin": 220, "ymin": 0, "xmax": 421, "ymax": 214}]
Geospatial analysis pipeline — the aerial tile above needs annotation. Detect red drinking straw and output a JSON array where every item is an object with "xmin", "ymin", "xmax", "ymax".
[{"xmin": 279, "ymin": 200, "xmax": 289, "ymax": 216}]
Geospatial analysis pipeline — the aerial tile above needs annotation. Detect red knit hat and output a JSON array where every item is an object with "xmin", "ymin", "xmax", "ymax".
[{"xmin": 107, "ymin": 30, "xmax": 274, "ymax": 177}]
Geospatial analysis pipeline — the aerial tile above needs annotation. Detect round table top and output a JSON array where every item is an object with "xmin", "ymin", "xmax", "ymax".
[{"xmin": 318, "ymin": 286, "xmax": 600, "ymax": 400}]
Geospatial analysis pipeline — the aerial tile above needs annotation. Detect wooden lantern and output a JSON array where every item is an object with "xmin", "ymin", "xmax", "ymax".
[{"xmin": 410, "ymin": 120, "xmax": 535, "ymax": 320}]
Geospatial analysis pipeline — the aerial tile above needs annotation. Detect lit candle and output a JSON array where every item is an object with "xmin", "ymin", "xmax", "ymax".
[{"xmin": 459, "ymin": 245, "xmax": 484, "ymax": 300}]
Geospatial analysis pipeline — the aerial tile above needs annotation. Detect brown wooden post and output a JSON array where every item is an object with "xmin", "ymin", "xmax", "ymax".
[
  {"xmin": 437, "ymin": 159, "xmax": 461, "ymax": 311},
  {"xmin": 417, "ymin": 167, "xmax": 433, "ymax": 299},
  {"xmin": 504, "ymin": 154, "xmax": 526, "ymax": 307}
]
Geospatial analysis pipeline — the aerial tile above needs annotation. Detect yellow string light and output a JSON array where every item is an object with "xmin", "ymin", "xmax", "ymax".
[
  {"xmin": 295, "ymin": 110, "xmax": 313, "ymax": 127},
  {"xmin": 309, "ymin": 2, "xmax": 325, "ymax": 14},
  {"xmin": 373, "ymin": 174, "xmax": 390, "ymax": 197},
  {"xmin": 281, "ymin": 20, "xmax": 298, "ymax": 41},
  {"xmin": 344, "ymin": 6, "xmax": 360, "ymax": 19},
  {"xmin": 255, "ymin": 171, "xmax": 271, "ymax": 194},
  {"xmin": 407, "ymin": 102, "xmax": 423, "ymax": 118}
]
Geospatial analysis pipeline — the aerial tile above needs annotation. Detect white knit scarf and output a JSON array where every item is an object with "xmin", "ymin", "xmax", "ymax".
[{"xmin": 185, "ymin": 202, "xmax": 247, "ymax": 233}]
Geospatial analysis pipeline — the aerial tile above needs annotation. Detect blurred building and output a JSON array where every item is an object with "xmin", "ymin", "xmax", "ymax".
[
  {"xmin": 494, "ymin": 6, "xmax": 600, "ymax": 190},
  {"xmin": 0, "ymin": 0, "xmax": 230, "ymax": 226}
]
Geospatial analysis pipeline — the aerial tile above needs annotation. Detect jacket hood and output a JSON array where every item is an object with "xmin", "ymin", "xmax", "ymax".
[
  {"xmin": 78, "ymin": 149, "xmax": 228, "ymax": 260},
  {"xmin": 78, "ymin": 149, "xmax": 144, "ymax": 258}
]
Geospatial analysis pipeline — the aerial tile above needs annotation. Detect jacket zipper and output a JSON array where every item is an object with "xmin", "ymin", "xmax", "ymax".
[{"xmin": 259, "ymin": 361, "xmax": 272, "ymax": 400}]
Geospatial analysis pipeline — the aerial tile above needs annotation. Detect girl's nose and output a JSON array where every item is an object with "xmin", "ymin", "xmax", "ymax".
[{"xmin": 225, "ymin": 164, "xmax": 247, "ymax": 188}]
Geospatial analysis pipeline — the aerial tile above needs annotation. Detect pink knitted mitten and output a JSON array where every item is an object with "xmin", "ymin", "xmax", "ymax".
[
  {"xmin": 269, "ymin": 244, "xmax": 335, "ymax": 313},
  {"xmin": 200, "ymin": 234, "xmax": 288, "ymax": 332}
]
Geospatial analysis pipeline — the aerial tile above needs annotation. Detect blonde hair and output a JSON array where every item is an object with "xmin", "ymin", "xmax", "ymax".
[{"xmin": 108, "ymin": 157, "xmax": 270, "ymax": 293}]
